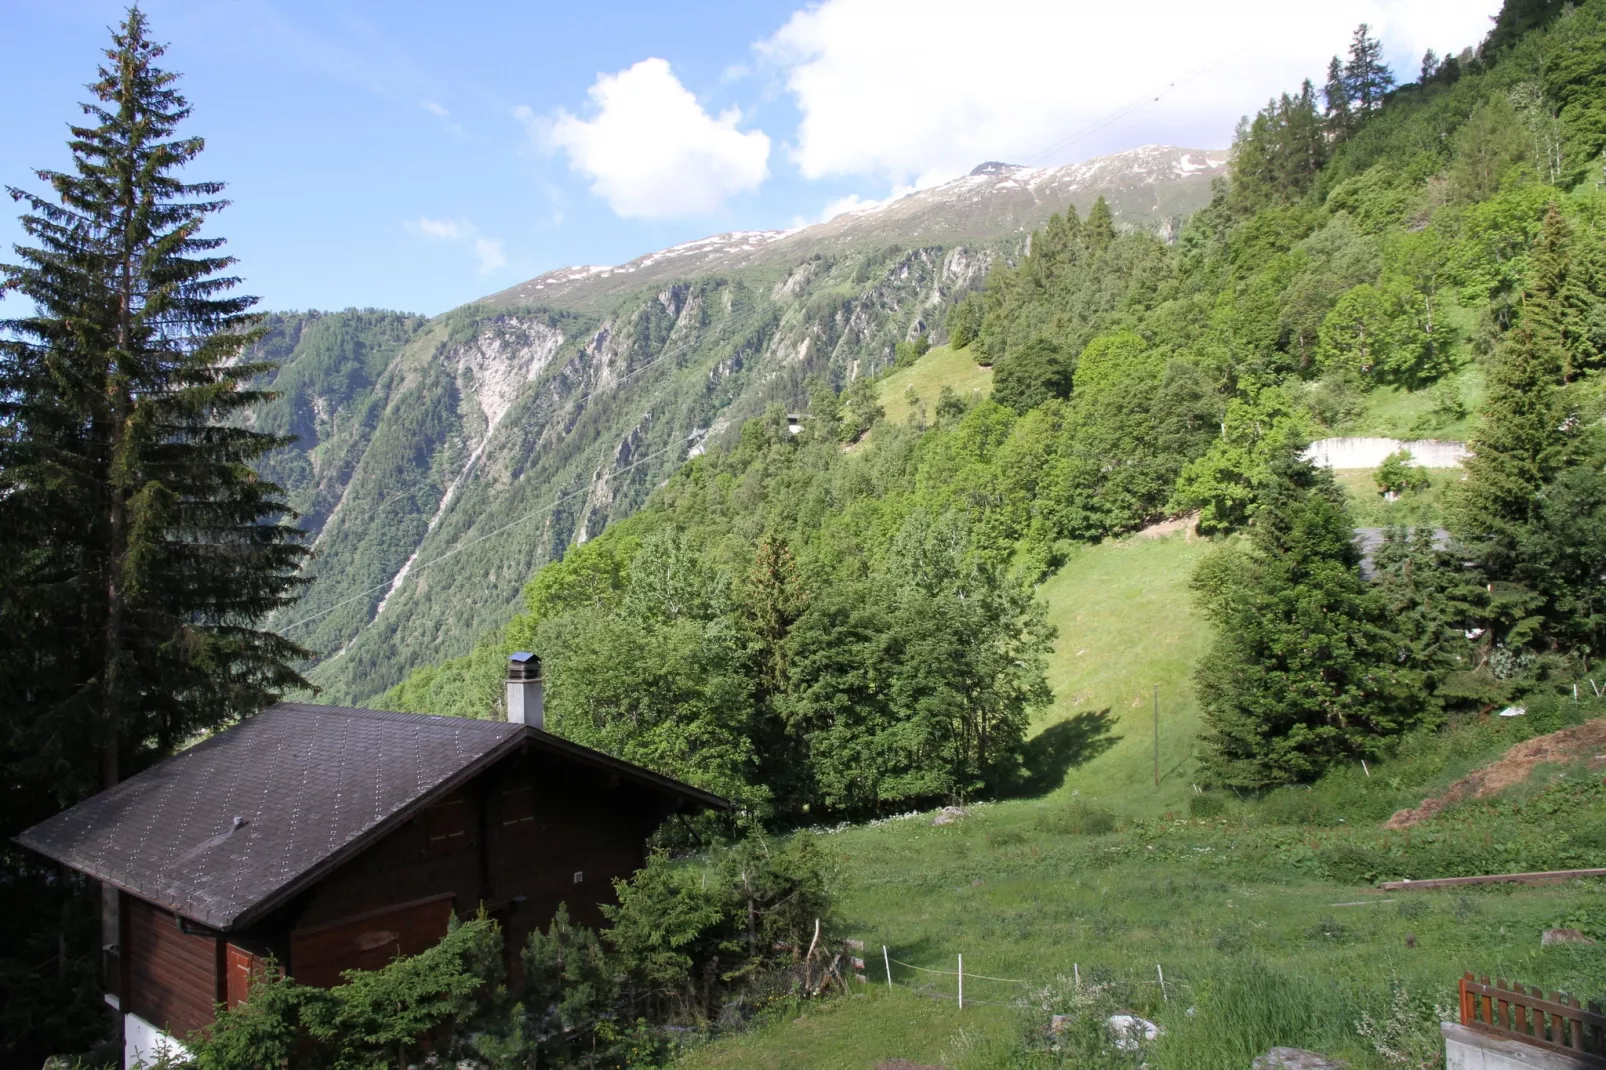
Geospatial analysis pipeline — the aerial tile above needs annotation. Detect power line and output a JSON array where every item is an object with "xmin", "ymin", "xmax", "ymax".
[
  {"xmin": 300, "ymin": 331, "xmax": 705, "ymax": 559},
  {"xmin": 276, "ymin": 434, "xmax": 693, "ymax": 637},
  {"xmin": 1019, "ymin": 51, "xmax": 1245, "ymax": 167}
]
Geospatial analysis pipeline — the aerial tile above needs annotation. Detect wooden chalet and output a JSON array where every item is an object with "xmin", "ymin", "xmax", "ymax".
[{"xmin": 15, "ymin": 654, "xmax": 727, "ymax": 1067}]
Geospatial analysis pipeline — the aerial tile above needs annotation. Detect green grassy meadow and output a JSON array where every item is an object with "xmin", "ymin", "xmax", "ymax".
[
  {"xmin": 675, "ymin": 345, "xmax": 1606, "ymax": 1069},
  {"xmin": 878, "ymin": 344, "xmax": 994, "ymax": 426},
  {"xmin": 1035, "ymin": 534, "xmax": 1215, "ymax": 815},
  {"xmin": 680, "ymin": 528, "xmax": 1606, "ymax": 1069},
  {"xmin": 1332, "ymin": 466, "xmax": 1464, "ymax": 527}
]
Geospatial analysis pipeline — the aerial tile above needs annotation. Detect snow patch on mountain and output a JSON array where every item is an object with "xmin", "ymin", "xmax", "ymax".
[{"xmin": 488, "ymin": 145, "xmax": 1226, "ymax": 312}]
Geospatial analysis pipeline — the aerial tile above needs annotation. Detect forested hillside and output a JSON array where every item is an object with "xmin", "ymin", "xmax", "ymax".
[
  {"xmin": 254, "ymin": 148, "xmax": 1228, "ymax": 704},
  {"xmin": 259, "ymin": 248, "xmax": 986, "ymax": 702},
  {"xmin": 385, "ymin": 1, "xmax": 1606, "ymax": 821}
]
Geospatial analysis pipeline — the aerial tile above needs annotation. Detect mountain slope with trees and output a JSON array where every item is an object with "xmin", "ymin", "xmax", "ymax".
[
  {"xmin": 387, "ymin": 2, "xmax": 1606, "ymax": 823},
  {"xmin": 251, "ymin": 150, "xmax": 1229, "ymax": 705}
]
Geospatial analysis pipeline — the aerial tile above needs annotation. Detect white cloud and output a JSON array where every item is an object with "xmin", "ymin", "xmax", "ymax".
[
  {"xmin": 420, "ymin": 100, "xmax": 450, "ymax": 118},
  {"xmin": 539, "ymin": 58, "xmax": 771, "ymax": 219},
  {"xmin": 416, "ymin": 216, "xmax": 463, "ymax": 240},
  {"xmin": 759, "ymin": 0, "xmax": 1498, "ymax": 189},
  {"xmin": 813, "ymin": 186, "xmax": 913, "ymax": 224},
  {"xmin": 473, "ymin": 237, "xmax": 508, "ymax": 274},
  {"xmin": 410, "ymin": 217, "xmax": 508, "ymax": 275}
]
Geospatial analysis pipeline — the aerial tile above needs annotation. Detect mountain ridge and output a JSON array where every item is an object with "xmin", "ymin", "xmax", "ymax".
[{"xmin": 485, "ymin": 145, "xmax": 1226, "ymax": 311}]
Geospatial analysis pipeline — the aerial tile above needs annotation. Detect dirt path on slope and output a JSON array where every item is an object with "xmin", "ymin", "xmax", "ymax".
[{"xmin": 1385, "ymin": 719, "xmax": 1606, "ymax": 829}]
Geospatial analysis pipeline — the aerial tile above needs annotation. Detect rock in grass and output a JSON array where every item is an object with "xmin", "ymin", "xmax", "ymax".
[
  {"xmin": 932, "ymin": 806, "xmax": 968, "ymax": 826},
  {"xmin": 1252, "ymin": 1048, "xmax": 1345, "ymax": 1070},
  {"xmin": 1542, "ymin": 928, "xmax": 1598, "ymax": 946},
  {"xmin": 1106, "ymin": 1014, "xmax": 1161, "ymax": 1051}
]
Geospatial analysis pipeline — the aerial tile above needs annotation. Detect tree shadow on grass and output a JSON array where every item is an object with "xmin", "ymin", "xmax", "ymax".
[{"xmin": 1008, "ymin": 709, "xmax": 1120, "ymax": 798}]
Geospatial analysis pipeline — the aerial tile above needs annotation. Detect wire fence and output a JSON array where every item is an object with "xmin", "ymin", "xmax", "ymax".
[{"xmin": 861, "ymin": 943, "xmax": 1186, "ymax": 1011}]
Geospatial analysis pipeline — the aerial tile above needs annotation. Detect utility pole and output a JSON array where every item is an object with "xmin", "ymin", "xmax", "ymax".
[{"xmin": 1153, "ymin": 685, "xmax": 1160, "ymax": 787}]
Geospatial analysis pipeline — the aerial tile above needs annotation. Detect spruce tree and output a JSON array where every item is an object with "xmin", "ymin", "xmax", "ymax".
[
  {"xmin": 1191, "ymin": 450, "xmax": 1424, "ymax": 787},
  {"xmin": 1084, "ymin": 196, "xmax": 1116, "ymax": 251},
  {"xmin": 1450, "ymin": 206, "xmax": 1569, "ymax": 587},
  {"xmin": 1451, "ymin": 204, "xmax": 1605, "ymax": 659},
  {"xmin": 1345, "ymin": 24, "xmax": 1396, "ymax": 116},
  {"xmin": 1323, "ymin": 56, "xmax": 1354, "ymax": 140},
  {"xmin": 0, "ymin": 9, "xmax": 307, "ymax": 822},
  {"xmin": 1420, "ymin": 49, "xmax": 1441, "ymax": 83}
]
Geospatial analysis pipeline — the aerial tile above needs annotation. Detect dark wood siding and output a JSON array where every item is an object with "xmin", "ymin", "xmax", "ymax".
[
  {"xmin": 486, "ymin": 750, "xmax": 671, "ymax": 946},
  {"xmin": 259, "ymin": 742, "xmax": 682, "ymax": 987},
  {"xmin": 289, "ymin": 787, "xmax": 484, "ymax": 934},
  {"xmin": 125, "ymin": 897, "xmax": 220, "ymax": 1038},
  {"xmin": 224, "ymin": 944, "xmax": 280, "ymax": 1008},
  {"xmin": 289, "ymin": 894, "xmax": 453, "ymax": 989}
]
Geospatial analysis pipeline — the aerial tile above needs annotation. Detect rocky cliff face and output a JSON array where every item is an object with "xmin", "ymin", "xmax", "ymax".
[{"xmin": 256, "ymin": 144, "xmax": 1225, "ymax": 703}]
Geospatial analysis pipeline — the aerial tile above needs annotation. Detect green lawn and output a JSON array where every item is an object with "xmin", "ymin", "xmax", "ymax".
[
  {"xmin": 680, "ymin": 529, "xmax": 1606, "ymax": 1069},
  {"xmin": 1336, "ymin": 360, "xmax": 1486, "ymax": 441},
  {"xmin": 1333, "ymin": 466, "xmax": 1465, "ymax": 528},
  {"xmin": 1034, "ymin": 532, "xmax": 1216, "ymax": 816},
  {"xmin": 878, "ymin": 344, "xmax": 994, "ymax": 426}
]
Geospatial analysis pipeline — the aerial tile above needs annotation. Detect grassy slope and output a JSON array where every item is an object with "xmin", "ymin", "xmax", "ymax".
[
  {"xmin": 682, "ymin": 336, "xmax": 1593, "ymax": 1070},
  {"xmin": 1037, "ymin": 535, "xmax": 1215, "ymax": 815},
  {"xmin": 683, "ymin": 530, "xmax": 1606, "ymax": 1067},
  {"xmin": 878, "ymin": 344, "xmax": 994, "ymax": 425},
  {"xmin": 683, "ymin": 534, "xmax": 1604, "ymax": 1069}
]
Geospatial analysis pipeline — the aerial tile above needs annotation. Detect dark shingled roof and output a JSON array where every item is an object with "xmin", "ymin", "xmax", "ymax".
[{"xmin": 15, "ymin": 702, "xmax": 726, "ymax": 931}]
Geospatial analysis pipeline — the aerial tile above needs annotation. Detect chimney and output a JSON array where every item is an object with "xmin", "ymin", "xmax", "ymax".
[{"xmin": 506, "ymin": 652, "xmax": 543, "ymax": 729}]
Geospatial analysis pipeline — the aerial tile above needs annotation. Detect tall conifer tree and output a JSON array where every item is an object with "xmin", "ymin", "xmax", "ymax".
[
  {"xmin": 1084, "ymin": 196, "xmax": 1117, "ymax": 251},
  {"xmin": 1451, "ymin": 207, "xmax": 1569, "ymax": 583},
  {"xmin": 1323, "ymin": 56, "xmax": 1354, "ymax": 140},
  {"xmin": 1345, "ymin": 24, "xmax": 1396, "ymax": 116},
  {"xmin": 1191, "ymin": 450, "xmax": 1424, "ymax": 787},
  {"xmin": 0, "ymin": 8, "xmax": 307, "ymax": 825}
]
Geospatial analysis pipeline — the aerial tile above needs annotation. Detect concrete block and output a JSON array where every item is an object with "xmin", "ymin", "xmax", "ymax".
[{"xmin": 1443, "ymin": 1021, "xmax": 1596, "ymax": 1070}]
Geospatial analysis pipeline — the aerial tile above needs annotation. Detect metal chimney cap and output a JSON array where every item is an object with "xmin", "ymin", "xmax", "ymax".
[{"xmin": 507, "ymin": 651, "xmax": 542, "ymax": 682}]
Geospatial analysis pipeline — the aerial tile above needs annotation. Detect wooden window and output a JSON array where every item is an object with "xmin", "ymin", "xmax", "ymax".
[
  {"xmin": 423, "ymin": 795, "xmax": 470, "ymax": 853},
  {"xmin": 501, "ymin": 784, "xmax": 535, "ymax": 830}
]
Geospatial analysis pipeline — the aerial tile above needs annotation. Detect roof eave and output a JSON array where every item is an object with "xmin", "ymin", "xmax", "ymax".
[{"xmin": 522, "ymin": 727, "xmax": 732, "ymax": 811}]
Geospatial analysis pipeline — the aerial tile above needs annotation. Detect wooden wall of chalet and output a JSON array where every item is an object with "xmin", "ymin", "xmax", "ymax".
[
  {"xmin": 125, "ymin": 895, "xmax": 220, "ymax": 1038},
  {"xmin": 489, "ymin": 748, "xmax": 663, "ymax": 940},
  {"xmin": 268, "ymin": 744, "xmax": 677, "ymax": 987},
  {"xmin": 289, "ymin": 895, "xmax": 454, "ymax": 989}
]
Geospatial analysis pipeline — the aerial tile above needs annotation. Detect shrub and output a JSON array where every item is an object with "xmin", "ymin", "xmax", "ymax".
[
  {"xmin": 1036, "ymin": 799, "xmax": 1117, "ymax": 835},
  {"xmin": 1318, "ymin": 843, "xmax": 1392, "ymax": 884},
  {"xmin": 1375, "ymin": 449, "xmax": 1431, "ymax": 496}
]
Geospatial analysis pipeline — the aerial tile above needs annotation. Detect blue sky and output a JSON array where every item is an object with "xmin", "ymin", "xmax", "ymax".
[{"xmin": 2, "ymin": 0, "xmax": 1497, "ymax": 316}]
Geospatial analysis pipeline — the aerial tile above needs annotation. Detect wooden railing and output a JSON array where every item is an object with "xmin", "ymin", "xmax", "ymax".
[{"xmin": 1461, "ymin": 973, "xmax": 1606, "ymax": 1063}]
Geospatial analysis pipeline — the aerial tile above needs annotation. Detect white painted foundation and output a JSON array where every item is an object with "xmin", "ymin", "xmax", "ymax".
[{"xmin": 124, "ymin": 1011, "xmax": 189, "ymax": 1068}]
